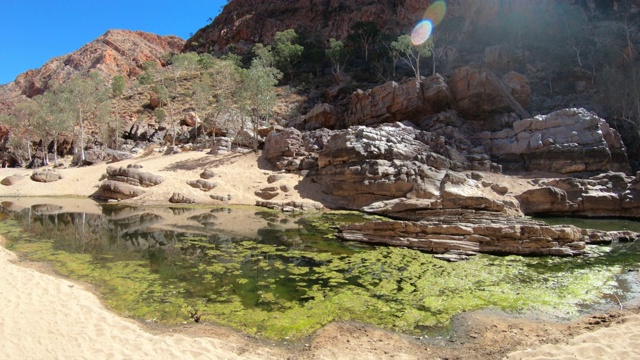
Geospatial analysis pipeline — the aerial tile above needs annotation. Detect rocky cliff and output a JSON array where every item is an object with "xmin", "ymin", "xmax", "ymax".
[
  {"xmin": 186, "ymin": 0, "xmax": 535, "ymax": 54},
  {"xmin": 0, "ymin": 30, "xmax": 184, "ymax": 103}
]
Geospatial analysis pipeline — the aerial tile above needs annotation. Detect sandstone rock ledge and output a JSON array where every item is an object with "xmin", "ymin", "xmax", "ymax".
[{"xmin": 337, "ymin": 210, "xmax": 639, "ymax": 258}]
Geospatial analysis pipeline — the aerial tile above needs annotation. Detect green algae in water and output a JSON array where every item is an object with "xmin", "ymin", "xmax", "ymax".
[{"xmin": 0, "ymin": 205, "xmax": 638, "ymax": 340}]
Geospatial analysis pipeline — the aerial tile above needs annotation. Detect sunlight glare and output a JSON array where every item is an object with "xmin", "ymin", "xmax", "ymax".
[
  {"xmin": 423, "ymin": 0, "xmax": 447, "ymax": 27},
  {"xmin": 411, "ymin": 20, "xmax": 433, "ymax": 46}
]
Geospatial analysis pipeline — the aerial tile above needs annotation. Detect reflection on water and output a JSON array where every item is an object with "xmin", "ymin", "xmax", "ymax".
[
  {"xmin": 534, "ymin": 216, "xmax": 640, "ymax": 232},
  {"xmin": 1, "ymin": 198, "xmax": 639, "ymax": 340}
]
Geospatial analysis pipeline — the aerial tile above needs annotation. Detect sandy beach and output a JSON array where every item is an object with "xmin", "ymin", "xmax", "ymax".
[{"xmin": 1, "ymin": 150, "xmax": 640, "ymax": 359}]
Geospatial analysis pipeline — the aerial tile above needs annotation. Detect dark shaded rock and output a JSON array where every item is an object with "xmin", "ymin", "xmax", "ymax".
[
  {"xmin": 210, "ymin": 194, "xmax": 227, "ymax": 202},
  {"xmin": 449, "ymin": 66, "xmax": 530, "ymax": 119},
  {"xmin": 210, "ymin": 137, "xmax": 232, "ymax": 154},
  {"xmin": 31, "ymin": 169, "xmax": 62, "ymax": 183},
  {"xmin": 255, "ymin": 186, "xmax": 279, "ymax": 200}
]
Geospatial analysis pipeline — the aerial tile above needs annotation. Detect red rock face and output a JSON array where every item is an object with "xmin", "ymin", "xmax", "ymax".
[
  {"xmin": 186, "ymin": 0, "xmax": 504, "ymax": 53},
  {"xmin": 5, "ymin": 30, "xmax": 184, "ymax": 99}
]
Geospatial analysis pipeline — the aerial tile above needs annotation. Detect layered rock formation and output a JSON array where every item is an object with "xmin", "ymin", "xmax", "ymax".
[
  {"xmin": 338, "ymin": 210, "xmax": 639, "ymax": 257},
  {"xmin": 96, "ymin": 165, "xmax": 165, "ymax": 200},
  {"xmin": 477, "ymin": 108, "xmax": 630, "ymax": 174},
  {"xmin": 518, "ymin": 172, "xmax": 640, "ymax": 217},
  {"xmin": 264, "ymin": 121, "xmax": 510, "ymax": 214},
  {"xmin": 345, "ymin": 74, "xmax": 452, "ymax": 128}
]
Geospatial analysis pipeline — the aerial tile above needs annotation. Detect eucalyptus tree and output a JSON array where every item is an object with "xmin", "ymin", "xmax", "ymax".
[
  {"xmin": 273, "ymin": 29, "xmax": 304, "ymax": 81},
  {"xmin": 172, "ymin": 52, "xmax": 200, "ymax": 77},
  {"xmin": 237, "ymin": 59, "xmax": 281, "ymax": 151},
  {"xmin": 2, "ymin": 99, "xmax": 39, "ymax": 162},
  {"xmin": 391, "ymin": 34, "xmax": 433, "ymax": 81},
  {"xmin": 58, "ymin": 73, "xmax": 110, "ymax": 162},
  {"xmin": 110, "ymin": 75, "xmax": 126, "ymax": 149},
  {"xmin": 192, "ymin": 73, "xmax": 213, "ymax": 143},
  {"xmin": 204, "ymin": 58, "xmax": 242, "ymax": 151},
  {"xmin": 32, "ymin": 88, "xmax": 74, "ymax": 166},
  {"xmin": 348, "ymin": 21, "xmax": 380, "ymax": 61},
  {"xmin": 326, "ymin": 38, "xmax": 348, "ymax": 74}
]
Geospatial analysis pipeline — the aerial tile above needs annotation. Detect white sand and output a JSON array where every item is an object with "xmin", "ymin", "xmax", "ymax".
[
  {"xmin": 505, "ymin": 314, "xmax": 640, "ymax": 359},
  {"xmin": 0, "ymin": 150, "xmax": 323, "ymax": 209},
  {"xmin": 0, "ymin": 242, "xmax": 287, "ymax": 360}
]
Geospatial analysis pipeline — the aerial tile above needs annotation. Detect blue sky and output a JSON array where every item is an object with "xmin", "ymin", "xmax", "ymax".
[{"xmin": 0, "ymin": 0, "xmax": 227, "ymax": 85}]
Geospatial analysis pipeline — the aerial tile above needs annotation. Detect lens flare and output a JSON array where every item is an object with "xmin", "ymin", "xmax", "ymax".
[
  {"xmin": 423, "ymin": 0, "xmax": 447, "ymax": 27},
  {"xmin": 411, "ymin": 20, "xmax": 433, "ymax": 45}
]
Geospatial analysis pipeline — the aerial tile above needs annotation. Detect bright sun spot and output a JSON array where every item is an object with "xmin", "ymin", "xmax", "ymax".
[
  {"xmin": 411, "ymin": 20, "xmax": 433, "ymax": 46},
  {"xmin": 411, "ymin": 1, "xmax": 447, "ymax": 46}
]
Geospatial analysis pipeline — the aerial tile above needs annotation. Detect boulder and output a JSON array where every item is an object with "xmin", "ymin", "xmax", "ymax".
[
  {"xmin": 1, "ymin": 175, "xmax": 24, "ymax": 186},
  {"xmin": 169, "ymin": 192, "xmax": 196, "ymax": 204},
  {"xmin": 450, "ymin": 66, "xmax": 508, "ymax": 118},
  {"xmin": 210, "ymin": 137, "xmax": 232, "ymax": 154},
  {"xmin": 516, "ymin": 187, "xmax": 577, "ymax": 214},
  {"xmin": 476, "ymin": 108, "xmax": 631, "ymax": 174},
  {"xmin": 31, "ymin": 169, "xmax": 62, "ymax": 183},
  {"xmin": 149, "ymin": 92, "xmax": 164, "ymax": 109},
  {"xmin": 502, "ymin": 71, "xmax": 531, "ymax": 108},
  {"xmin": 255, "ymin": 186, "xmax": 280, "ymax": 200},
  {"xmin": 517, "ymin": 172, "xmax": 640, "ymax": 218},
  {"xmin": 187, "ymin": 179, "xmax": 218, "ymax": 191},
  {"xmin": 105, "ymin": 166, "xmax": 164, "ymax": 187},
  {"xmin": 267, "ymin": 174, "xmax": 287, "ymax": 183},
  {"xmin": 300, "ymin": 103, "xmax": 338, "ymax": 130},
  {"xmin": 200, "ymin": 169, "xmax": 215, "ymax": 179},
  {"xmin": 181, "ymin": 111, "xmax": 199, "ymax": 127},
  {"xmin": 98, "ymin": 180, "xmax": 146, "ymax": 200}
]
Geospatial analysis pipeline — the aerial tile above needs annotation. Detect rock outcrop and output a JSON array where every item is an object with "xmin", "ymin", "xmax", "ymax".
[
  {"xmin": 338, "ymin": 210, "xmax": 639, "ymax": 257},
  {"xmin": 517, "ymin": 172, "xmax": 640, "ymax": 217},
  {"xmin": 264, "ymin": 121, "xmax": 512, "ymax": 215},
  {"xmin": 477, "ymin": 108, "xmax": 631, "ymax": 174},
  {"xmin": 96, "ymin": 165, "xmax": 164, "ymax": 200},
  {"xmin": 345, "ymin": 75, "xmax": 452, "ymax": 127}
]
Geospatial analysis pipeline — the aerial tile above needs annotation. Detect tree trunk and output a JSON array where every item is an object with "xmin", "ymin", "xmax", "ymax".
[{"xmin": 53, "ymin": 136, "xmax": 58, "ymax": 166}]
